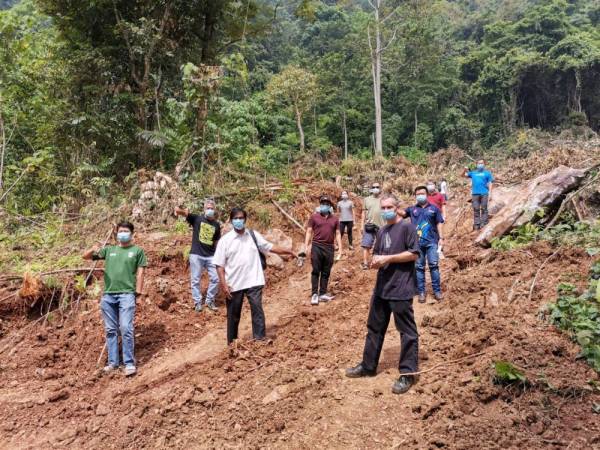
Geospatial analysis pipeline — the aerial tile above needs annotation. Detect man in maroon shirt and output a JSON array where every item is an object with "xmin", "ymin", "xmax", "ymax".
[
  {"xmin": 304, "ymin": 195, "xmax": 342, "ymax": 305},
  {"xmin": 426, "ymin": 180, "xmax": 446, "ymax": 218}
]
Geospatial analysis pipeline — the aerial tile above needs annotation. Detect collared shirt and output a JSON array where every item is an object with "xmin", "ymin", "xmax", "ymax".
[
  {"xmin": 373, "ymin": 220, "xmax": 419, "ymax": 300},
  {"xmin": 467, "ymin": 170, "xmax": 494, "ymax": 195},
  {"xmin": 427, "ymin": 192, "xmax": 446, "ymax": 211},
  {"xmin": 405, "ymin": 203, "xmax": 444, "ymax": 246},
  {"xmin": 308, "ymin": 212, "xmax": 339, "ymax": 248},
  {"xmin": 213, "ymin": 229, "xmax": 273, "ymax": 293},
  {"xmin": 93, "ymin": 245, "xmax": 147, "ymax": 293}
]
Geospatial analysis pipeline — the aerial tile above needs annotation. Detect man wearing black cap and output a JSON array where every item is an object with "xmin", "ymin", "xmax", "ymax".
[{"xmin": 304, "ymin": 195, "xmax": 342, "ymax": 305}]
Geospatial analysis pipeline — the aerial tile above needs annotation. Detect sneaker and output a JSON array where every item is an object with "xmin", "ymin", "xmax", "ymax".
[
  {"xmin": 311, "ymin": 294, "xmax": 319, "ymax": 306},
  {"xmin": 392, "ymin": 375, "xmax": 415, "ymax": 394},
  {"xmin": 206, "ymin": 302, "xmax": 218, "ymax": 312},
  {"xmin": 319, "ymin": 293, "xmax": 335, "ymax": 302},
  {"xmin": 124, "ymin": 365, "xmax": 137, "ymax": 377},
  {"xmin": 349, "ymin": 245, "xmax": 354, "ymax": 250},
  {"xmin": 418, "ymin": 293, "xmax": 426, "ymax": 304},
  {"xmin": 345, "ymin": 363, "xmax": 376, "ymax": 378},
  {"xmin": 102, "ymin": 365, "xmax": 118, "ymax": 373},
  {"xmin": 194, "ymin": 303, "xmax": 203, "ymax": 312},
  {"xmin": 361, "ymin": 262, "xmax": 369, "ymax": 270},
  {"xmin": 434, "ymin": 292, "xmax": 443, "ymax": 302}
]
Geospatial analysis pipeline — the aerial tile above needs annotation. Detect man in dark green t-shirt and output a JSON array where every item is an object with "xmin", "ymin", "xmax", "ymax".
[{"xmin": 83, "ymin": 221, "xmax": 147, "ymax": 376}]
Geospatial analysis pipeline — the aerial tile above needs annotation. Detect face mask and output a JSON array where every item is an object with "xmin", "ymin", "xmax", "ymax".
[
  {"xmin": 381, "ymin": 209, "xmax": 396, "ymax": 221},
  {"xmin": 319, "ymin": 205, "xmax": 331, "ymax": 214},
  {"xmin": 416, "ymin": 194, "xmax": 427, "ymax": 205},
  {"xmin": 371, "ymin": 188, "xmax": 380, "ymax": 195},
  {"xmin": 205, "ymin": 208, "xmax": 215, "ymax": 218},
  {"xmin": 117, "ymin": 231, "xmax": 132, "ymax": 243},
  {"xmin": 477, "ymin": 164, "xmax": 485, "ymax": 171},
  {"xmin": 426, "ymin": 185, "xmax": 435, "ymax": 193},
  {"xmin": 341, "ymin": 194, "xmax": 348, "ymax": 200},
  {"xmin": 232, "ymin": 218, "xmax": 245, "ymax": 230}
]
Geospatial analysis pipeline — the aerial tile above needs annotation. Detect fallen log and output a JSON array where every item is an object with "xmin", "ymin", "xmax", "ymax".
[{"xmin": 476, "ymin": 166, "xmax": 586, "ymax": 246}]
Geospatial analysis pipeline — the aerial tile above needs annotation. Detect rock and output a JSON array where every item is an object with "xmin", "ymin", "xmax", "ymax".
[
  {"xmin": 262, "ymin": 385, "xmax": 289, "ymax": 405},
  {"xmin": 118, "ymin": 415, "xmax": 134, "ymax": 433},
  {"xmin": 476, "ymin": 166, "xmax": 586, "ymax": 246},
  {"xmin": 266, "ymin": 253, "xmax": 284, "ymax": 270},
  {"xmin": 193, "ymin": 391, "xmax": 217, "ymax": 406},
  {"xmin": 47, "ymin": 389, "xmax": 69, "ymax": 402},
  {"xmin": 262, "ymin": 229, "xmax": 292, "ymax": 251},
  {"xmin": 488, "ymin": 292, "xmax": 499, "ymax": 307},
  {"xmin": 95, "ymin": 403, "xmax": 110, "ymax": 416}
]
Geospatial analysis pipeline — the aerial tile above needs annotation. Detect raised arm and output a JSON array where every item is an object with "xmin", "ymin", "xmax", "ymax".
[
  {"xmin": 82, "ymin": 244, "xmax": 101, "ymax": 261},
  {"xmin": 174, "ymin": 206, "xmax": 190, "ymax": 217},
  {"xmin": 462, "ymin": 166, "xmax": 470, "ymax": 178}
]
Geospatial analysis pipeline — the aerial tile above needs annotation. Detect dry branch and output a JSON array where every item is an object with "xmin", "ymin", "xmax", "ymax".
[
  {"xmin": 400, "ymin": 350, "xmax": 487, "ymax": 377},
  {"xmin": 271, "ymin": 199, "xmax": 306, "ymax": 232},
  {"xmin": 527, "ymin": 249, "xmax": 561, "ymax": 302}
]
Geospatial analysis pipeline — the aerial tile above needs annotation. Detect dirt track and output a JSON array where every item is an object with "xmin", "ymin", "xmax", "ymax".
[{"xmin": 1, "ymin": 199, "xmax": 599, "ymax": 449}]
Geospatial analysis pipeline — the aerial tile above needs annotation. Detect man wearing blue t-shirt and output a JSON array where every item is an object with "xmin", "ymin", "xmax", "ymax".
[
  {"xmin": 463, "ymin": 159, "xmax": 494, "ymax": 230},
  {"xmin": 404, "ymin": 186, "xmax": 445, "ymax": 303}
]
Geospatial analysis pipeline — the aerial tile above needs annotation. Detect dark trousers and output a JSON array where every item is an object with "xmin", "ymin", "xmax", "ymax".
[
  {"xmin": 340, "ymin": 221, "xmax": 353, "ymax": 246},
  {"xmin": 472, "ymin": 194, "xmax": 489, "ymax": 228},
  {"xmin": 311, "ymin": 244, "xmax": 334, "ymax": 296},
  {"xmin": 226, "ymin": 286, "xmax": 265, "ymax": 344},
  {"xmin": 362, "ymin": 295, "xmax": 419, "ymax": 374}
]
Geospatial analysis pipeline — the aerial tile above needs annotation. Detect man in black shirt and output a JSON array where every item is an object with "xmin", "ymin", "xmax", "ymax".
[
  {"xmin": 175, "ymin": 199, "xmax": 221, "ymax": 312},
  {"xmin": 345, "ymin": 193, "xmax": 421, "ymax": 394}
]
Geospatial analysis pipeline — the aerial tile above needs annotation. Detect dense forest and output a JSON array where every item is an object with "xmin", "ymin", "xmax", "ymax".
[{"xmin": 0, "ymin": 0, "xmax": 598, "ymax": 215}]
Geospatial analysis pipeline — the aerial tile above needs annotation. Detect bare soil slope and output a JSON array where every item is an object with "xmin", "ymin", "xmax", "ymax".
[{"xmin": 0, "ymin": 198, "xmax": 599, "ymax": 449}]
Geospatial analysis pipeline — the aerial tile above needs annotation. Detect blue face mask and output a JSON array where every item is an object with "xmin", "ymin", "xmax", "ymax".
[
  {"xmin": 319, "ymin": 204, "xmax": 331, "ymax": 214},
  {"xmin": 117, "ymin": 231, "xmax": 132, "ymax": 243},
  {"xmin": 477, "ymin": 163, "xmax": 485, "ymax": 171},
  {"xmin": 416, "ymin": 194, "xmax": 428, "ymax": 205},
  {"xmin": 381, "ymin": 209, "xmax": 396, "ymax": 221},
  {"xmin": 205, "ymin": 208, "xmax": 215, "ymax": 218},
  {"xmin": 232, "ymin": 218, "xmax": 245, "ymax": 230}
]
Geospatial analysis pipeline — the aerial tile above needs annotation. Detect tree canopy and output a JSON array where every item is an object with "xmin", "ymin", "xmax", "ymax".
[{"xmin": 0, "ymin": 0, "xmax": 598, "ymax": 214}]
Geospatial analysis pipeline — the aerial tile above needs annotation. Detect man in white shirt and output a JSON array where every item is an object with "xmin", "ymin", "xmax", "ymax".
[{"xmin": 214, "ymin": 207, "xmax": 296, "ymax": 344}]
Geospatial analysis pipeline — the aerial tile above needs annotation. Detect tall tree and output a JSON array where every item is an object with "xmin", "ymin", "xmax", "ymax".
[
  {"xmin": 265, "ymin": 65, "xmax": 318, "ymax": 152},
  {"xmin": 367, "ymin": 0, "xmax": 398, "ymax": 157}
]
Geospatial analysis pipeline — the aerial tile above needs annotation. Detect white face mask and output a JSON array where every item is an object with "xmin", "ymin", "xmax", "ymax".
[
  {"xmin": 341, "ymin": 193, "xmax": 348, "ymax": 200},
  {"xmin": 371, "ymin": 188, "xmax": 380, "ymax": 195}
]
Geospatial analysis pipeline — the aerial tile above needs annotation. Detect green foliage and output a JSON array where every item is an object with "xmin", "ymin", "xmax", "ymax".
[
  {"xmin": 491, "ymin": 222, "xmax": 541, "ymax": 250},
  {"xmin": 493, "ymin": 360, "xmax": 528, "ymax": 385},
  {"xmin": 547, "ymin": 263, "xmax": 600, "ymax": 373},
  {"xmin": 173, "ymin": 219, "xmax": 189, "ymax": 235},
  {"xmin": 491, "ymin": 219, "xmax": 600, "ymax": 252},
  {"xmin": 395, "ymin": 146, "xmax": 428, "ymax": 166}
]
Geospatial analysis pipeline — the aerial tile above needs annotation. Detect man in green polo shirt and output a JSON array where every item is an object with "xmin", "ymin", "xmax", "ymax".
[{"xmin": 83, "ymin": 221, "xmax": 147, "ymax": 376}]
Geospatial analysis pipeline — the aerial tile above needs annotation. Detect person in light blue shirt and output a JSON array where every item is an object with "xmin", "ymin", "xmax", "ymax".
[{"xmin": 463, "ymin": 159, "xmax": 494, "ymax": 230}]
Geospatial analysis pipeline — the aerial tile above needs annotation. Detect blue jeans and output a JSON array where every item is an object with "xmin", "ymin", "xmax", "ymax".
[
  {"xmin": 100, "ymin": 293, "xmax": 136, "ymax": 367},
  {"xmin": 189, "ymin": 254, "xmax": 219, "ymax": 306},
  {"xmin": 416, "ymin": 243, "xmax": 441, "ymax": 295}
]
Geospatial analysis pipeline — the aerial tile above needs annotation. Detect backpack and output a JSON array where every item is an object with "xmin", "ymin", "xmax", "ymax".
[{"xmin": 249, "ymin": 229, "xmax": 267, "ymax": 270}]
